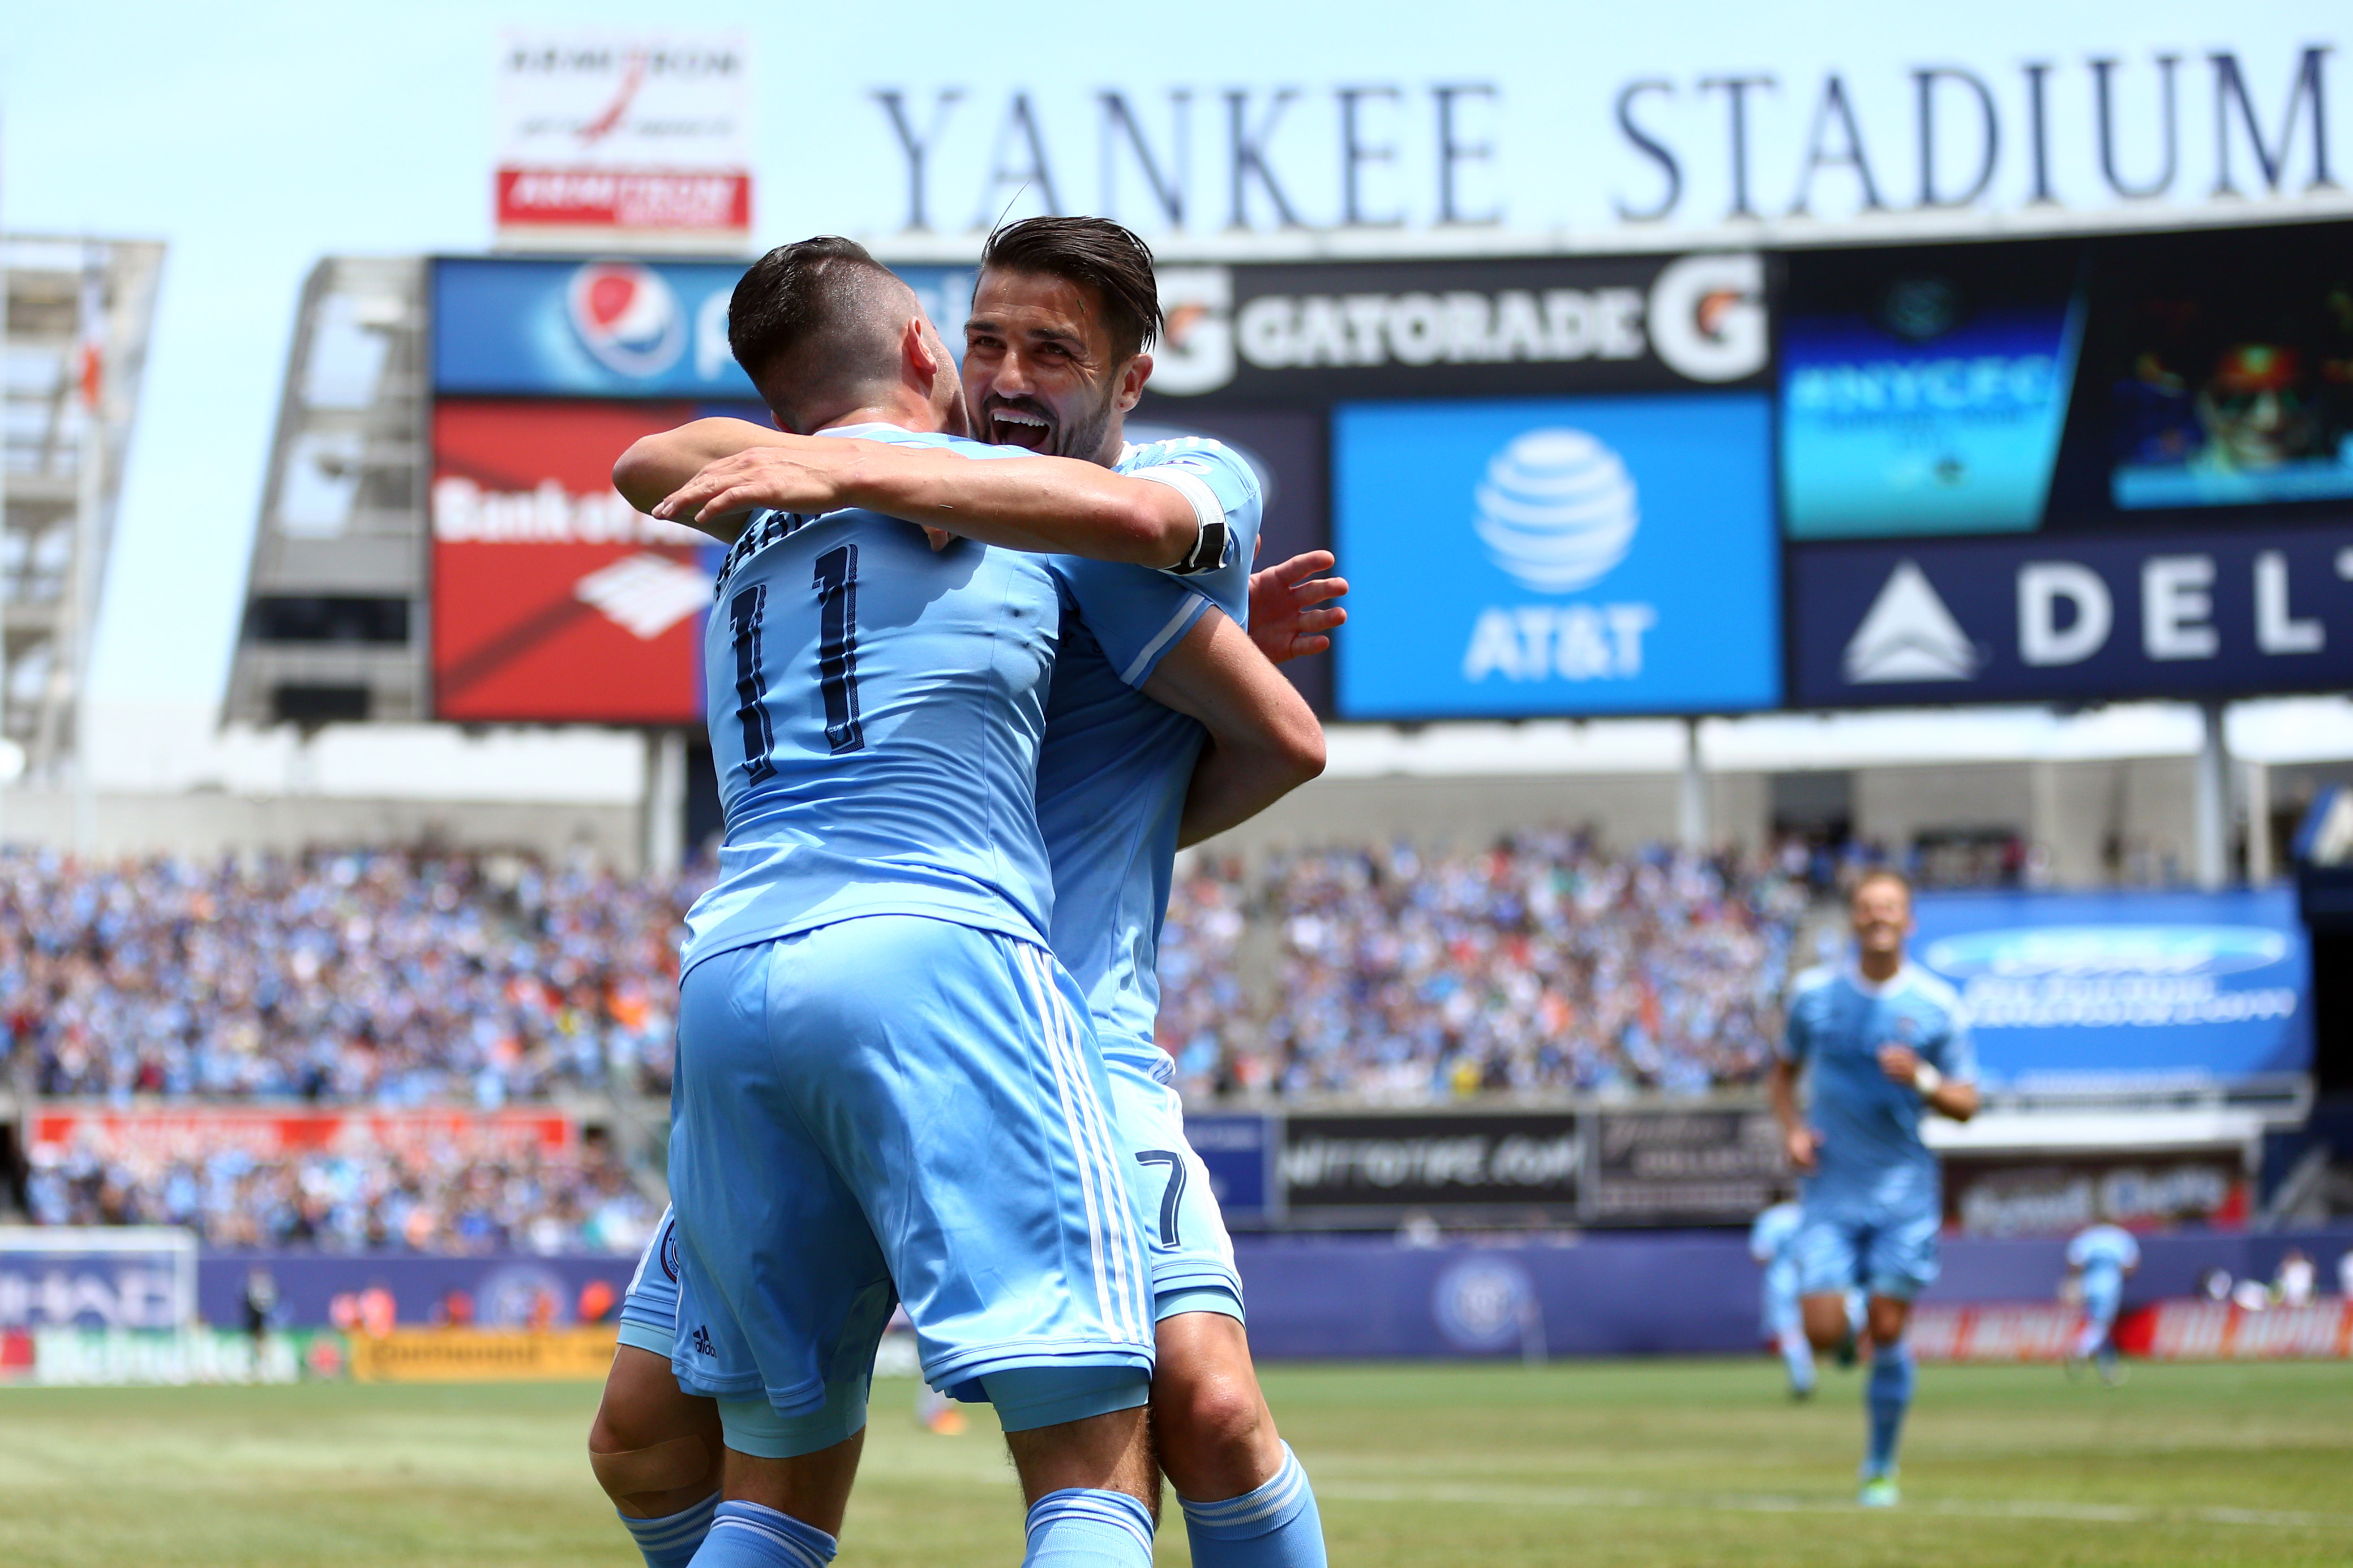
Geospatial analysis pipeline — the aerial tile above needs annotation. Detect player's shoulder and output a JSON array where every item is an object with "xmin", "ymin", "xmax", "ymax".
[
  {"xmin": 1121, "ymin": 435, "xmax": 1261, "ymax": 493},
  {"xmin": 832, "ymin": 423, "xmax": 1029, "ymax": 462},
  {"xmin": 1897, "ymin": 963, "xmax": 1965, "ymax": 1014},
  {"xmin": 1789, "ymin": 964, "xmax": 1841, "ymax": 998}
]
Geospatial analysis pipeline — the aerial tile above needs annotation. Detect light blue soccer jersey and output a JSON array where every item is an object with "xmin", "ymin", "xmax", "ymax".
[
  {"xmin": 1780, "ymin": 963, "xmax": 1976, "ymax": 1221},
  {"xmin": 2067, "ymin": 1223, "xmax": 2140, "ymax": 1278},
  {"xmin": 681, "ymin": 425, "xmax": 1064, "ymax": 972},
  {"xmin": 1034, "ymin": 436, "xmax": 1262, "ymax": 1049}
]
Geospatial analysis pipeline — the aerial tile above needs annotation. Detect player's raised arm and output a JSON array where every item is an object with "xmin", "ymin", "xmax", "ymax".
[
  {"xmin": 612, "ymin": 418, "xmax": 795, "ymax": 539},
  {"xmin": 1135, "ymin": 608, "xmax": 1326, "ymax": 848},
  {"xmin": 653, "ymin": 439, "xmax": 1215, "ymax": 572}
]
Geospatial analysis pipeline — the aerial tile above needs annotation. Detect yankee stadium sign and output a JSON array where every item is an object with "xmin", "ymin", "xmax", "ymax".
[{"xmin": 846, "ymin": 28, "xmax": 2345, "ymax": 241}]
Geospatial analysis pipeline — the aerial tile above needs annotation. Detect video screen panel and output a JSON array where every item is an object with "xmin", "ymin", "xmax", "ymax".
[
  {"xmin": 431, "ymin": 399, "xmax": 724, "ymax": 724},
  {"xmin": 1779, "ymin": 220, "xmax": 2353, "ymax": 540},
  {"xmin": 1911, "ymin": 887, "xmax": 2311, "ymax": 1092},
  {"xmin": 1334, "ymin": 392, "xmax": 1778, "ymax": 720}
]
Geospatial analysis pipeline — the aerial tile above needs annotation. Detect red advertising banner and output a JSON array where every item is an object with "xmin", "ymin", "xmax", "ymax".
[
  {"xmin": 497, "ymin": 169, "xmax": 750, "ymax": 233},
  {"xmin": 1908, "ymin": 1302, "xmax": 2081, "ymax": 1363},
  {"xmin": 1913, "ymin": 1299, "xmax": 2353, "ymax": 1361},
  {"xmin": 2123, "ymin": 1299, "xmax": 2353, "ymax": 1361},
  {"xmin": 29, "ymin": 1107, "xmax": 576, "ymax": 1163},
  {"xmin": 431, "ymin": 399, "xmax": 713, "ymax": 723}
]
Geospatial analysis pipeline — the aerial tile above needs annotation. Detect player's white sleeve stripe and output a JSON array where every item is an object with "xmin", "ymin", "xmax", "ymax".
[
  {"xmin": 1022, "ymin": 944, "xmax": 1148, "ymax": 1341},
  {"xmin": 1030, "ymin": 945, "xmax": 1149, "ymax": 1340},
  {"xmin": 1130, "ymin": 464, "xmax": 1224, "ymax": 534},
  {"xmin": 1015, "ymin": 946, "xmax": 1124, "ymax": 1342},
  {"xmin": 1119, "ymin": 597, "xmax": 1204, "ymax": 687}
]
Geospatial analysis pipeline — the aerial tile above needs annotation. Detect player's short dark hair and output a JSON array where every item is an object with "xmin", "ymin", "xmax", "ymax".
[
  {"xmin": 727, "ymin": 237, "xmax": 907, "ymax": 422},
  {"xmin": 978, "ymin": 217, "xmax": 1164, "ymax": 362}
]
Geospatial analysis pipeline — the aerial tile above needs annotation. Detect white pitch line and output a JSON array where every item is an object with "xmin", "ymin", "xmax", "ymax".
[{"xmin": 1316, "ymin": 1481, "xmax": 2351, "ymax": 1531}]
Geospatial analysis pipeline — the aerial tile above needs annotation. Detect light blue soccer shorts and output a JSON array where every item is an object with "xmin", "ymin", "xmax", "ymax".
[
  {"xmin": 616, "ymin": 1204, "xmax": 680, "ymax": 1357},
  {"xmin": 1100, "ymin": 1038, "xmax": 1245, "ymax": 1324},
  {"xmin": 667, "ymin": 915, "xmax": 1156, "ymax": 1459},
  {"xmin": 1793, "ymin": 1204, "xmax": 1941, "ymax": 1301}
]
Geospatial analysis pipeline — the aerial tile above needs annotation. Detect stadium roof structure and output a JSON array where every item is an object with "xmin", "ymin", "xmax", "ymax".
[
  {"xmin": 1, "ymin": 234, "xmax": 164, "ymax": 784},
  {"xmin": 223, "ymin": 257, "xmax": 428, "ymax": 730}
]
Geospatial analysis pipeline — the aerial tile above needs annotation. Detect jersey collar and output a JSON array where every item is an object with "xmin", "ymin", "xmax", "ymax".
[
  {"xmin": 818, "ymin": 420, "xmax": 919, "ymax": 440},
  {"xmin": 1846, "ymin": 960, "xmax": 1915, "ymax": 999}
]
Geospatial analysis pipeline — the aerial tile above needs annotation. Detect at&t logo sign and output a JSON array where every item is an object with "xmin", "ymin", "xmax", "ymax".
[{"xmin": 1462, "ymin": 427, "xmax": 1656, "ymax": 684}]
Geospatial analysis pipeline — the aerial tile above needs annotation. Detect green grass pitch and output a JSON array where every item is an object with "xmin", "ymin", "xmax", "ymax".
[{"xmin": 4, "ymin": 1358, "xmax": 2348, "ymax": 1566}]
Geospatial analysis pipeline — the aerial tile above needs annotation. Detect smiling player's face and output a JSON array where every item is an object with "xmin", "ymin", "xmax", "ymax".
[
  {"xmin": 1850, "ymin": 878, "xmax": 1913, "ymax": 960},
  {"xmin": 963, "ymin": 268, "xmax": 1145, "ymax": 466}
]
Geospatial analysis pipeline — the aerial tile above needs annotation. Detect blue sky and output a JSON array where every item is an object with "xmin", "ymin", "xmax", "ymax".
[{"xmin": 3, "ymin": 1, "xmax": 2331, "ymax": 707}]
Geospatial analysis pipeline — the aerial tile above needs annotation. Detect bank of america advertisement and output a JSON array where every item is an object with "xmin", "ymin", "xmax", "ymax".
[
  {"xmin": 1334, "ymin": 394, "xmax": 1778, "ymax": 719},
  {"xmin": 1911, "ymin": 889, "xmax": 2311, "ymax": 1090},
  {"xmin": 430, "ymin": 401, "xmax": 718, "ymax": 724}
]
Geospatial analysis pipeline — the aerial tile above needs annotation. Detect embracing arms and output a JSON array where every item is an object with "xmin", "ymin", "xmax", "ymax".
[
  {"xmin": 612, "ymin": 419, "xmax": 1205, "ymax": 569},
  {"xmin": 1144, "ymin": 608, "xmax": 1326, "ymax": 848}
]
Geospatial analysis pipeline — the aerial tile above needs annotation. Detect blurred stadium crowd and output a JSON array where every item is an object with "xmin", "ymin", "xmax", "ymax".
[
  {"xmin": 1158, "ymin": 836, "xmax": 1806, "ymax": 1101},
  {"xmin": 1, "ymin": 848, "xmax": 700, "ymax": 1103},
  {"xmin": 2, "ymin": 838, "xmax": 1806, "ymax": 1247},
  {"xmin": 25, "ymin": 1129, "xmax": 659, "ymax": 1254}
]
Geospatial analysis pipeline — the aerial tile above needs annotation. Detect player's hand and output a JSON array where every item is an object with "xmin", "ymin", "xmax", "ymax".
[
  {"xmin": 1878, "ymin": 1044, "xmax": 1922, "ymax": 1086},
  {"xmin": 653, "ymin": 443, "xmax": 856, "ymax": 526},
  {"xmin": 923, "ymin": 526, "xmax": 954, "ymax": 552},
  {"xmin": 1784, "ymin": 1125, "xmax": 1821, "ymax": 1174},
  {"xmin": 1248, "ymin": 551, "xmax": 1348, "ymax": 664}
]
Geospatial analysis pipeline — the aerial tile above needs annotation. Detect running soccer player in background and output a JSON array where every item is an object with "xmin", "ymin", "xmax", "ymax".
[
  {"xmin": 1749, "ymin": 1195, "xmax": 1814, "ymax": 1399},
  {"xmin": 1771, "ymin": 869, "xmax": 1978, "ymax": 1508},
  {"xmin": 2064, "ymin": 1221, "xmax": 2140, "ymax": 1385},
  {"xmin": 618, "ymin": 218, "xmax": 1341, "ymax": 1568}
]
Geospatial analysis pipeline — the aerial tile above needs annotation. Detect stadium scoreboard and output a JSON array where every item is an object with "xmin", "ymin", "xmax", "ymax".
[{"xmin": 358, "ymin": 215, "xmax": 2353, "ymax": 728}]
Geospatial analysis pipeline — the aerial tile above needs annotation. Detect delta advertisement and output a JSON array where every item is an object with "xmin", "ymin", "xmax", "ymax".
[
  {"xmin": 1910, "ymin": 888, "xmax": 2312, "ymax": 1091},
  {"xmin": 430, "ymin": 401, "xmax": 721, "ymax": 724},
  {"xmin": 1787, "ymin": 525, "xmax": 2353, "ymax": 707},
  {"xmin": 1334, "ymin": 392, "xmax": 1778, "ymax": 719}
]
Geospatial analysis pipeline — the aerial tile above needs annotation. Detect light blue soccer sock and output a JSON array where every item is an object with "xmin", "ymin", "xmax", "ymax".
[
  {"xmin": 1865, "ymin": 1342, "xmax": 1915, "ymax": 1477},
  {"xmin": 1778, "ymin": 1325, "xmax": 1817, "ymax": 1395},
  {"xmin": 618, "ymin": 1493, "xmax": 718, "ymax": 1568},
  {"xmin": 1180, "ymin": 1443, "xmax": 1327, "ymax": 1568},
  {"xmin": 1023, "ymin": 1488, "xmax": 1156, "ymax": 1568},
  {"xmin": 689, "ymin": 1500, "xmax": 837, "ymax": 1568}
]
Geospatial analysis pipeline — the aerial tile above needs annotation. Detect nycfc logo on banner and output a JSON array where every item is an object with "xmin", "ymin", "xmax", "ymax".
[
  {"xmin": 1475, "ymin": 428, "xmax": 1638, "ymax": 592},
  {"xmin": 567, "ymin": 261, "xmax": 687, "ymax": 376},
  {"xmin": 477, "ymin": 1263, "xmax": 575, "ymax": 1327},
  {"xmin": 1843, "ymin": 560, "xmax": 1984, "ymax": 683},
  {"xmin": 1432, "ymin": 1256, "xmax": 1537, "ymax": 1352}
]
